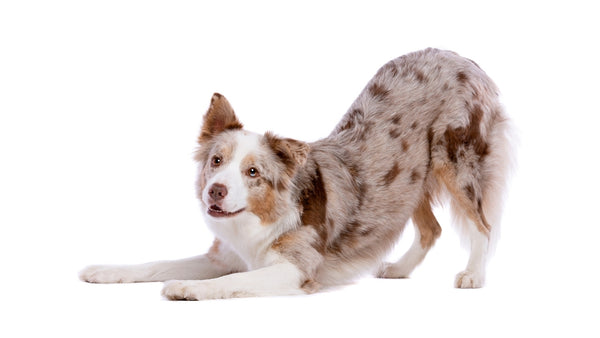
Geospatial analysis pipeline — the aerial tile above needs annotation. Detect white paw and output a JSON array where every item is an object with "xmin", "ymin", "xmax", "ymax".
[
  {"xmin": 161, "ymin": 280, "xmax": 202, "ymax": 300},
  {"xmin": 161, "ymin": 280, "xmax": 252, "ymax": 301},
  {"xmin": 79, "ymin": 265, "xmax": 137, "ymax": 284},
  {"xmin": 454, "ymin": 270, "xmax": 484, "ymax": 288},
  {"xmin": 376, "ymin": 262, "xmax": 411, "ymax": 279}
]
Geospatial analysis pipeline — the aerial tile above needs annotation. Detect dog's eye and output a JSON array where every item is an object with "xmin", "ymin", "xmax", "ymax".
[
  {"xmin": 211, "ymin": 156, "xmax": 222, "ymax": 167},
  {"xmin": 247, "ymin": 167, "xmax": 259, "ymax": 178}
]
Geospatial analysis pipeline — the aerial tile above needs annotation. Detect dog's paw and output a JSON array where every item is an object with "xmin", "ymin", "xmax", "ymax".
[
  {"xmin": 454, "ymin": 270, "xmax": 484, "ymax": 289},
  {"xmin": 376, "ymin": 262, "xmax": 411, "ymax": 279},
  {"xmin": 161, "ymin": 280, "xmax": 205, "ymax": 300},
  {"xmin": 79, "ymin": 265, "xmax": 137, "ymax": 284},
  {"xmin": 161, "ymin": 280, "xmax": 252, "ymax": 301}
]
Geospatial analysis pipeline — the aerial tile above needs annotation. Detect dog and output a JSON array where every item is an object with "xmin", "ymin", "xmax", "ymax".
[{"xmin": 80, "ymin": 48, "xmax": 513, "ymax": 300}]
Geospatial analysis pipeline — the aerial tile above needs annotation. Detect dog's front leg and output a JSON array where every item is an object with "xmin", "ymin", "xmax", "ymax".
[
  {"xmin": 79, "ymin": 255, "xmax": 228, "ymax": 283},
  {"xmin": 80, "ymin": 239, "xmax": 245, "ymax": 283},
  {"xmin": 161, "ymin": 260, "xmax": 305, "ymax": 300}
]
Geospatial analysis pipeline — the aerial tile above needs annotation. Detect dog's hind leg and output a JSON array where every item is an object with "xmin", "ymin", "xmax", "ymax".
[
  {"xmin": 435, "ymin": 114, "xmax": 512, "ymax": 288},
  {"xmin": 435, "ymin": 162, "xmax": 495, "ymax": 289},
  {"xmin": 377, "ymin": 194, "xmax": 441, "ymax": 279}
]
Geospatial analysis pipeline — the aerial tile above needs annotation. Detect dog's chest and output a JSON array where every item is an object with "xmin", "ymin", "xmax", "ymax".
[{"xmin": 205, "ymin": 213, "xmax": 281, "ymax": 269}]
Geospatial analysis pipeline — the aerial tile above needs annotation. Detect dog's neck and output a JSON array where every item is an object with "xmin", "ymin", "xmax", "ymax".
[{"xmin": 205, "ymin": 204, "xmax": 301, "ymax": 270}]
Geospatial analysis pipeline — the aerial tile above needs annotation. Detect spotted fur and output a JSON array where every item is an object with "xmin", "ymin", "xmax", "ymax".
[{"xmin": 80, "ymin": 48, "xmax": 513, "ymax": 299}]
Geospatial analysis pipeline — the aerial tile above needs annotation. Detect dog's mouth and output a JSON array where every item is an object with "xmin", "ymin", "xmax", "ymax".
[{"xmin": 207, "ymin": 205, "xmax": 245, "ymax": 218}]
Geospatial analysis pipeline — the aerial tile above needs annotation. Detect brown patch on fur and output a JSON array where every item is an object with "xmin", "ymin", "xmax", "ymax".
[
  {"xmin": 414, "ymin": 69, "xmax": 426, "ymax": 83},
  {"xmin": 338, "ymin": 118, "xmax": 354, "ymax": 132},
  {"xmin": 427, "ymin": 127, "xmax": 435, "ymax": 145},
  {"xmin": 248, "ymin": 177, "xmax": 281, "ymax": 225},
  {"xmin": 410, "ymin": 121, "xmax": 418, "ymax": 130},
  {"xmin": 381, "ymin": 162, "xmax": 401, "ymax": 186},
  {"xmin": 271, "ymin": 232, "xmax": 302, "ymax": 256},
  {"xmin": 469, "ymin": 105, "xmax": 490, "ymax": 158},
  {"xmin": 389, "ymin": 128, "xmax": 401, "ymax": 139},
  {"xmin": 199, "ymin": 93, "xmax": 243, "ymax": 144},
  {"xmin": 300, "ymin": 279, "xmax": 320, "ymax": 293},
  {"xmin": 434, "ymin": 164, "xmax": 491, "ymax": 235},
  {"xmin": 368, "ymin": 82, "xmax": 390, "ymax": 100},
  {"xmin": 300, "ymin": 166, "xmax": 327, "ymax": 229},
  {"xmin": 412, "ymin": 196, "xmax": 442, "ymax": 249},
  {"xmin": 264, "ymin": 132, "xmax": 309, "ymax": 177},
  {"xmin": 217, "ymin": 143, "xmax": 235, "ymax": 163},
  {"xmin": 271, "ymin": 233, "xmax": 295, "ymax": 252},
  {"xmin": 401, "ymin": 139, "xmax": 409, "ymax": 152},
  {"xmin": 247, "ymin": 180, "xmax": 278, "ymax": 225},
  {"xmin": 444, "ymin": 104, "xmax": 489, "ymax": 163},
  {"xmin": 409, "ymin": 169, "xmax": 421, "ymax": 184},
  {"xmin": 456, "ymin": 71, "xmax": 468, "ymax": 83},
  {"xmin": 464, "ymin": 184, "xmax": 475, "ymax": 202}
]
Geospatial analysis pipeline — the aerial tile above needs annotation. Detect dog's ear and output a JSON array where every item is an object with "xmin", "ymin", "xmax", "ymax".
[
  {"xmin": 264, "ymin": 132, "xmax": 310, "ymax": 175},
  {"xmin": 198, "ymin": 93, "xmax": 243, "ymax": 143}
]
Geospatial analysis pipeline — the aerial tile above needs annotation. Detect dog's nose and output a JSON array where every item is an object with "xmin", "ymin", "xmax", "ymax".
[{"xmin": 208, "ymin": 183, "xmax": 228, "ymax": 201}]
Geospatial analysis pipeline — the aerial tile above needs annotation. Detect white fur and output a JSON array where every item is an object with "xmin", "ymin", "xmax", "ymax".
[
  {"xmin": 454, "ymin": 220, "xmax": 489, "ymax": 288},
  {"xmin": 378, "ymin": 225, "xmax": 429, "ymax": 279},
  {"xmin": 79, "ymin": 255, "xmax": 237, "ymax": 283},
  {"xmin": 162, "ymin": 260, "xmax": 305, "ymax": 300},
  {"xmin": 204, "ymin": 211, "xmax": 299, "ymax": 270}
]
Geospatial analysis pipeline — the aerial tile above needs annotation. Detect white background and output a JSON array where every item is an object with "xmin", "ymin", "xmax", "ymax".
[{"xmin": 1, "ymin": 0, "xmax": 599, "ymax": 337}]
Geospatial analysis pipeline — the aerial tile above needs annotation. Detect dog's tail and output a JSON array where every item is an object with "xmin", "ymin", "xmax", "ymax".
[
  {"xmin": 429, "ymin": 105, "xmax": 517, "ymax": 256},
  {"xmin": 476, "ymin": 112, "xmax": 517, "ymax": 255}
]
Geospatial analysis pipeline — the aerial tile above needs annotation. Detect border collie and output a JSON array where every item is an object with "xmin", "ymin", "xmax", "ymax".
[{"xmin": 80, "ymin": 48, "xmax": 513, "ymax": 300}]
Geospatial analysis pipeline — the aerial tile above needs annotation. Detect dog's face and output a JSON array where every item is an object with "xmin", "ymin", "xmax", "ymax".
[{"xmin": 195, "ymin": 94, "xmax": 309, "ymax": 225}]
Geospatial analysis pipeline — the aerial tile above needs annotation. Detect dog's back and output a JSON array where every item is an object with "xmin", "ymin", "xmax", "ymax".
[{"xmin": 281, "ymin": 48, "xmax": 512, "ymax": 288}]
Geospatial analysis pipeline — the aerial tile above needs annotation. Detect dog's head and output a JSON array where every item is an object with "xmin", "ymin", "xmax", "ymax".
[{"xmin": 195, "ymin": 93, "xmax": 309, "ymax": 225}]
